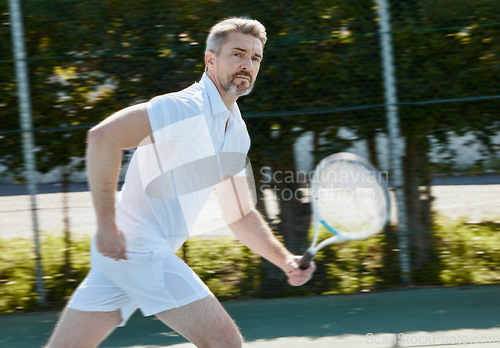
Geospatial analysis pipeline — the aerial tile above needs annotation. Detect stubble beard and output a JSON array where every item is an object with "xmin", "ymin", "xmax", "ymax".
[{"xmin": 221, "ymin": 72, "xmax": 254, "ymax": 97}]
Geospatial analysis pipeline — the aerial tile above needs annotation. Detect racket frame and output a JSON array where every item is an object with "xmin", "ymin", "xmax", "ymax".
[{"xmin": 299, "ymin": 152, "xmax": 391, "ymax": 269}]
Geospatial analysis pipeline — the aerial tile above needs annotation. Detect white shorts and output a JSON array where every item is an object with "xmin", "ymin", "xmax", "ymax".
[{"xmin": 68, "ymin": 240, "xmax": 211, "ymax": 326}]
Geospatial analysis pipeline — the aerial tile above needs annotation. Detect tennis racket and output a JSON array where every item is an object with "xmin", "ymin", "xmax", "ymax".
[{"xmin": 299, "ymin": 152, "xmax": 391, "ymax": 270}]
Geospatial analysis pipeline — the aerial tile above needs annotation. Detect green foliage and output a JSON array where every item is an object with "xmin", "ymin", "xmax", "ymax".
[
  {"xmin": 2, "ymin": 220, "xmax": 500, "ymax": 314},
  {"xmin": 392, "ymin": 0, "xmax": 500, "ymax": 145},
  {"xmin": 0, "ymin": 238, "xmax": 37, "ymax": 313},
  {"xmin": 40, "ymin": 235, "xmax": 90, "ymax": 304},
  {"xmin": 2, "ymin": 0, "xmax": 500, "ymax": 297},
  {"xmin": 183, "ymin": 237, "xmax": 261, "ymax": 300},
  {"xmin": 436, "ymin": 220, "xmax": 500, "ymax": 285},
  {"xmin": 0, "ymin": 235, "xmax": 90, "ymax": 314}
]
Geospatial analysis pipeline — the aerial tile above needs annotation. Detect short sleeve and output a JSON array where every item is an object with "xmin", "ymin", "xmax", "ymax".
[
  {"xmin": 146, "ymin": 95, "xmax": 172, "ymax": 144},
  {"xmin": 145, "ymin": 91, "xmax": 203, "ymax": 144}
]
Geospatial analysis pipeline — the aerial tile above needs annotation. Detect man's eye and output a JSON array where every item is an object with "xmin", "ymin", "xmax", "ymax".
[{"xmin": 233, "ymin": 53, "xmax": 241, "ymax": 57}]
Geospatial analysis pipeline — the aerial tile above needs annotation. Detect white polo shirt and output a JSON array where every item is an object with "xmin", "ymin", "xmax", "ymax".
[{"xmin": 115, "ymin": 74, "xmax": 251, "ymax": 252}]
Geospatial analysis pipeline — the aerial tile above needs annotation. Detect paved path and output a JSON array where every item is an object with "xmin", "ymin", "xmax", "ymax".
[
  {"xmin": 0, "ymin": 183, "xmax": 234, "ymax": 239},
  {"xmin": 1, "ymin": 176, "xmax": 500, "ymax": 240},
  {"xmin": 1, "ymin": 284, "xmax": 499, "ymax": 347}
]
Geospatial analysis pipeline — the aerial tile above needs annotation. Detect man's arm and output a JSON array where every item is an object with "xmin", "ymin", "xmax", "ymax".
[
  {"xmin": 86, "ymin": 103, "xmax": 152, "ymax": 260},
  {"xmin": 215, "ymin": 177, "xmax": 315, "ymax": 286}
]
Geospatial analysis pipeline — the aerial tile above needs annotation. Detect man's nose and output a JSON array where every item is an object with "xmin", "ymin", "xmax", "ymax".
[{"xmin": 241, "ymin": 57, "xmax": 253, "ymax": 70}]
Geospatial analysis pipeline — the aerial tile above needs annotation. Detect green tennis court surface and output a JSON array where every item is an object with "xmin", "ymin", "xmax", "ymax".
[{"xmin": 1, "ymin": 284, "xmax": 499, "ymax": 347}]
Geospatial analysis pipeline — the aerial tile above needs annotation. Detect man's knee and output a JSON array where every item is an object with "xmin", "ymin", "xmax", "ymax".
[
  {"xmin": 156, "ymin": 295, "xmax": 243, "ymax": 347},
  {"xmin": 205, "ymin": 321, "xmax": 243, "ymax": 348},
  {"xmin": 222, "ymin": 324, "xmax": 243, "ymax": 348}
]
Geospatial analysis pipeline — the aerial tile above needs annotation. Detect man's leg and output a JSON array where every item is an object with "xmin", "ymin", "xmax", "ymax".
[
  {"xmin": 45, "ymin": 307, "xmax": 122, "ymax": 348},
  {"xmin": 155, "ymin": 294, "xmax": 243, "ymax": 348}
]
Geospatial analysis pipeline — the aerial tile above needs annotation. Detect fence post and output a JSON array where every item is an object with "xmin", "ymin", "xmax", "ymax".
[
  {"xmin": 375, "ymin": 0, "xmax": 411, "ymax": 285},
  {"xmin": 9, "ymin": 0, "xmax": 46, "ymax": 306}
]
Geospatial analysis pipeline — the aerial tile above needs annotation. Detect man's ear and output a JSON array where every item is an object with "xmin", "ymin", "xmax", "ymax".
[{"xmin": 205, "ymin": 51, "xmax": 215, "ymax": 71}]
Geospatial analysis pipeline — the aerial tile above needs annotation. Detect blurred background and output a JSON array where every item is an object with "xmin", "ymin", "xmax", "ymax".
[{"xmin": 0, "ymin": 0, "xmax": 499, "ymax": 314}]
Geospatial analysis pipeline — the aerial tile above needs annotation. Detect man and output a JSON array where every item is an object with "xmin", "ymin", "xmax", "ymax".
[{"xmin": 46, "ymin": 17, "xmax": 315, "ymax": 348}]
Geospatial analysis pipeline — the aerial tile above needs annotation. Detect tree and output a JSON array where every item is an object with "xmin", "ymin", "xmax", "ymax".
[
  {"xmin": 390, "ymin": 0, "xmax": 500, "ymax": 281},
  {"xmin": 2, "ymin": 0, "xmax": 499, "ymax": 295}
]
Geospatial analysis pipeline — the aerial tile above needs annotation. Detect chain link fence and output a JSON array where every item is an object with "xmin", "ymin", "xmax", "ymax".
[{"xmin": 1, "ymin": 0, "xmax": 500, "ymax": 312}]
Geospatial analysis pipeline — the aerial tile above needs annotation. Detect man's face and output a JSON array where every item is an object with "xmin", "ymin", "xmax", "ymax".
[{"xmin": 208, "ymin": 32, "xmax": 263, "ymax": 97}]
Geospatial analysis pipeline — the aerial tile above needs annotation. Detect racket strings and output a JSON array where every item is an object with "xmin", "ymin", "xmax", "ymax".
[{"xmin": 313, "ymin": 161, "xmax": 388, "ymax": 236}]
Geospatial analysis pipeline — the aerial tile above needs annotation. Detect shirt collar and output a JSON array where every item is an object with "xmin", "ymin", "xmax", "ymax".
[{"xmin": 201, "ymin": 73, "xmax": 229, "ymax": 117}]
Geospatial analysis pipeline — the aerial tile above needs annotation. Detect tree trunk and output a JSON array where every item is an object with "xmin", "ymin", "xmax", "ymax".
[
  {"xmin": 254, "ymin": 134, "xmax": 312, "ymax": 294},
  {"xmin": 276, "ymin": 188, "xmax": 311, "ymax": 255},
  {"xmin": 366, "ymin": 133, "xmax": 380, "ymax": 169},
  {"xmin": 403, "ymin": 136, "xmax": 439, "ymax": 283},
  {"xmin": 254, "ymin": 164, "xmax": 287, "ymax": 293}
]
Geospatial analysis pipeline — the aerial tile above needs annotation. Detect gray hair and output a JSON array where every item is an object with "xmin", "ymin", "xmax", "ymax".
[{"xmin": 206, "ymin": 17, "xmax": 267, "ymax": 55}]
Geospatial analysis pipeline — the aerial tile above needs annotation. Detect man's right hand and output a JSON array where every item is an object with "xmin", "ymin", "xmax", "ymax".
[
  {"xmin": 96, "ymin": 222, "xmax": 128, "ymax": 261},
  {"xmin": 86, "ymin": 103, "xmax": 150, "ymax": 262}
]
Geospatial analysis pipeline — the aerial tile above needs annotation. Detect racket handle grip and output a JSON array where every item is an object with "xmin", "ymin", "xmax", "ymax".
[{"xmin": 299, "ymin": 249, "xmax": 315, "ymax": 270}]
